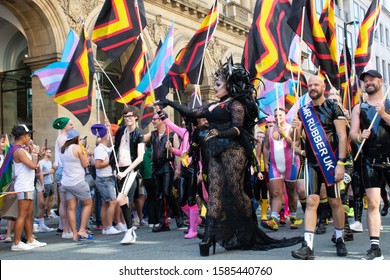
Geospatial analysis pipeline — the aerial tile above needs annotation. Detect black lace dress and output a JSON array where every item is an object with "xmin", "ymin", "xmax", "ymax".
[{"xmin": 189, "ymin": 98, "xmax": 303, "ymax": 251}]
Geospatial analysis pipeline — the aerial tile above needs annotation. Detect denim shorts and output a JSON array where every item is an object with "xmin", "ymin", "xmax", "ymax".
[
  {"xmin": 95, "ymin": 176, "xmax": 117, "ymax": 202},
  {"xmin": 61, "ymin": 180, "xmax": 91, "ymax": 201}
]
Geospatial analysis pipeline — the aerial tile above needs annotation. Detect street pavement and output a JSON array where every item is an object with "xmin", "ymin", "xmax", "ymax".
[{"xmin": 1, "ymin": 206, "xmax": 390, "ymax": 261}]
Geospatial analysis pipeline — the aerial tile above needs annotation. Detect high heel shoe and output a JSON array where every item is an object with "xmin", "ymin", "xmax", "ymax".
[{"xmin": 199, "ymin": 236, "xmax": 216, "ymax": 256}]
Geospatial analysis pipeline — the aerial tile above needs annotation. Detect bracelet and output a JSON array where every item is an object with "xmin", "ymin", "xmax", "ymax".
[
  {"xmin": 300, "ymin": 150, "xmax": 304, "ymax": 156},
  {"xmin": 338, "ymin": 157, "xmax": 347, "ymax": 163},
  {"xmin": 337, "ymin": 161, "xmax": 346, "ymax": 166},
  {"xmin": 357, "ymin": 134, "xmax": 362, "ymax": 143}
]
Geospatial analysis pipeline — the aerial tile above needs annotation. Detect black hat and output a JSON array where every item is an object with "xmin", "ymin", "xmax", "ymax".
[
  {"xmin": 12, "ymin": 124, "xmax": 34, "ymax": 138},
  {"xmin": 359, "ymin": 69, "xmax": 382, "ymax": 81}
]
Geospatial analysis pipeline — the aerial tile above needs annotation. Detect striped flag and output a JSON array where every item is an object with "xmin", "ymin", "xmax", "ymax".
[
  {"xmin": 163, "ymin": 48, "xmax": 204, "ymax": 91},
  {"xmin": 33, "ymin": 29, "xmax": 79, "ymax": 96},
  {"xmin": 108, "ymin": 38, "xmax": 146, "ymax": 105},
  {"xmin": 54, "ymin": 28, "xmax": 95, "ymax": 126},
  {"xmin": 313, "ymin": 0, "xmax": 339, "ymax": 88},
  {"xmin": 167, "ymin": 0, "xmax": 218, "ymax": 76},
  {"xmin": 92, "ymin": 0, "xmax": 147, "ymax": 61},
  {"xmin": 355, "ymin": 0, "xmax": 381, "ymax": 76},
  {"xmin": 136, "ymin": 23, "xmax": 174, "ymax": 93},
  {"xmin": 287, "ymin": 0, "xmax": 338, "ymax": 88},
  {"xmin": 339, "ymin": 46, "xmax": 352, "ymax": 110},
  {"xmin": 243, "ymin": 0, "xmax": 294, "ymax": 83}
]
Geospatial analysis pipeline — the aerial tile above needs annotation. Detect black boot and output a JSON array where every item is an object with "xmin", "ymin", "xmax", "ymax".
[{"xmin": 199, "ymin": 217, "xmax": 216, "ymax": 257}]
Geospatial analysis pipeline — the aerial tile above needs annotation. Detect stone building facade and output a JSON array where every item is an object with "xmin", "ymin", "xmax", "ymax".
[{"xmin": 0, "ymin": 0, "xmax": 257, "ymax": 150}]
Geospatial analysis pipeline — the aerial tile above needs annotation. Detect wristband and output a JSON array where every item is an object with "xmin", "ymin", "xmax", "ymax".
[
  {"xmin": 300, "ymin": 150, "xmax": 304, "ymax": 156},
  {"xmin": 338, "ymin": 157, "xmax": 346, "ymax": 163},
  {"xmin": 357, "ymin": 134, "xmax": 362, "ymax": 143},
  {"xmin": 337, "ymin": 161, "xmax": 346, "ymax": 166}
]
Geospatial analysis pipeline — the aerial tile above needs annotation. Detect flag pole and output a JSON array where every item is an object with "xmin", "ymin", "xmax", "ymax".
[
  {"xmin": 354, "ymin": 86, "xmax": 390, "ymax": 161},
  {"xmin": 94, "ymin": 73, "xmax": 120, "ymax": 174},
  {"xmin": 193, "ymin": 0, "xmax": 218, "ymax": 109},
  {"xmin": 94, "ymin": 59, "xmax": 128, "ymax": 107},
  {"xmin": 292, "ymin": 6, "xmax": 306, "ymax": 160}
]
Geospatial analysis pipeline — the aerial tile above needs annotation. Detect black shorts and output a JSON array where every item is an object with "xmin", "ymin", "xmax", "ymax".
[
  {"xmin": 361, "ymin": 156, "xmax": 390, "ymax": 189},
  {"xmin": 304, "ymin": 163, "xmax": 341, "ymax": 199}
]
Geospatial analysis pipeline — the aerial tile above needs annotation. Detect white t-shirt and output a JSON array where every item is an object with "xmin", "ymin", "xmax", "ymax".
[{"xmin": 94, "ymin": 144, "xmax": 113, "ymax": 177}]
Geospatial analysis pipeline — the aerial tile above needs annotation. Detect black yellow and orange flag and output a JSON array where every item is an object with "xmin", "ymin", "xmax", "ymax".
[
  {"xmin": 167, "ymin": 0, "xmax": 218, "ymax": 77},
  {"xmin": 312, "ymin": 0, "xmax": 339, "ymax": 88},
  {"xmin": 108, "ymin": 38, "xmax": 146, "ymax": 105},
  {"xmin": 339, "ymin": 46, "xmax": 352, "ymax": 110},
  {"xmin": 243, "ymin": 0, "xmax": 294, "ymax": 83},
  {"xmin": 54, "ymin": 28, "xmax": 95, "ymax": 126},
  {"xmin": 163, "ymin": 48, "xmax": 204, "ymax": 91},
  {"xmin": 354, "ymin": 0, "xmax": 381, "ymax": 76},
  {"xmin": 92, "ymin": 0, "xmax": 147, "ymax": 61},
  {"xmin": 287, "ymin": 0, "xmax": 338, "ymax": 88},
  {"xmin": 339, "ymin": 46, "xmax": 361, "ymax": 111}
]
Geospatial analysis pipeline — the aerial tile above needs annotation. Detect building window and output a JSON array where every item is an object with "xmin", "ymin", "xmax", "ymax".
[
  {"xmin": 388, "ymin": 63, "xmax": 390, "ymax": 85},
  {"xmin": 386, "ymin": 28, "xmax": 390, "ymax": 48},
  {"xmin": 380, "ymin": 24, "xmax": 384, "ymax": 44},
  {"xmin": 382, "ymin": 60, "xmax": 387, "ymax": 83},
  {"xmin": 376, "ymin": 56, "xmax": 380, "ymax": 72},
  {"xmin": 337, "ymin": 25, "xmax": 344, "ymax": 54},
  {"xmin": 353, "ymin": 2, "xmax": 360, "ymax": 23}
]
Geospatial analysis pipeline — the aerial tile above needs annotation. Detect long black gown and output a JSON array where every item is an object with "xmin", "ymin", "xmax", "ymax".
[{"xmin": 178, "ymin": 97, "xmax": 303, "ymax": 251}]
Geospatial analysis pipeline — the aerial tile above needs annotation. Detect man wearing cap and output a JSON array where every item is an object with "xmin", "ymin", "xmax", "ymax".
[
  {"xmin": 91, "ymin": 124, "xmax": 121, "ymax": 236},
  {"xmin": 111, "ymin": 106, "xmax": 145, "ymax": 244},
  {"xmin": 52, "ymin": 117, "xmax": 74, "ymax": 239},
  {"xmin": 9, "ymin": 125, "xmax": 47, "ymax": 250},
  {"xmin": 350, "ymin": 69, "xmax": 390, "ymax": 260}
]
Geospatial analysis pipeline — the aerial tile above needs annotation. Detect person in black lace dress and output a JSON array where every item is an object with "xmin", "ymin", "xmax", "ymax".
[{"xmin": 156, "ymin": 59, "xmax": 302, "ymax": 256}]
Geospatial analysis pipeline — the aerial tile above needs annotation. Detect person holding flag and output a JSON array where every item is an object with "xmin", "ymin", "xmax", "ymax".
[
  {"xmin": 349, "ymin": 69, "xmax": 389, "ymax": 260},
  {"xmin": 291, "ymin": 75, "xmax": 348, "ymax": 260}
]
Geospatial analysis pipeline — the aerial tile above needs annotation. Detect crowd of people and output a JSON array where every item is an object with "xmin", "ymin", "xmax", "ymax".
[{"xmin": 0, "ymin": 62, "xmax": 389, "ymax": 260}]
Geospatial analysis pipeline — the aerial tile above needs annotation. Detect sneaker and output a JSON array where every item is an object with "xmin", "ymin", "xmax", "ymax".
[
  {"xmin": 27, "ymin": 239, "xmax": 47, "ymax": 248},
  {"xmin": 120, "ymin": 228, "xmax": 137, "ymax": 244},
  {"xmin": 11, "ymin": 241, "xmax": 34, "ymax": 251},
  {"xmin": 290, "ymin": 216, "xmax": 302, "ymax": 229},
  {"xmin": 291, "ymin": 241, "xmax": 314, "ymax": 260},
  {"xmin": 4, "ymin": 237, "xmax": 13, "ymax": 243},
  {"xmin": 335, "ymin": 237, "xmax": 348, "ymax": 256},
  {"xmin": 62, "ymin": 232, "xmax": 73, "ymax": 239},
  {"xmin": 56, "ymin": 228, "xmax": 63, "ymax": 235},
  {"xmin": 133, "ymin": 219, "xmax": 140, "ymax": 227},
  {"xmin": 103, "ymin": 226, "xmax": 121, "ymax": 235},
  {"xmin": 279, "ymin": 211, "xmax": 286, "ymax": 225},
  {"xmin": 348, "ymin": 207, "xmax": 355, "ymax": 217},
  {"xmin": 261, "ymin": 217, "xmax": 279, "ymax": 231},
  {"xmin": 362, "ymin": 246, "xmax": 384, "ymax": 260},
  {"xmin": 115, "ymin": 223, "xmax": 127, "ymax": 232},
  {"xmin": 39, "ymin": 224, "xmax": 55, "ymax": 232},
  {"xmin": 140, "ymin": 219, "xmax": 148, "ymax": 226},
  {"xmin": 349, "ymin": 221, "xmax": 363, "ymax": 232},
  {"xmin": 152, "ymin": 223, "xmax": 170, "ymax": 232},
  {"xmin": 315, "ymin": 222, "xmax": 327, "ymax": 234}
]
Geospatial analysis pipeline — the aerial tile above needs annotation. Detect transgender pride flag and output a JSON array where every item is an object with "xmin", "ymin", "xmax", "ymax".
[
  {"xmin": 33, "ymin": 29, "xmax": 79, "ymax": 96},
  {"xmin": 136, "ymin": 23, "xmax": 174, "ymax": 93}
]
